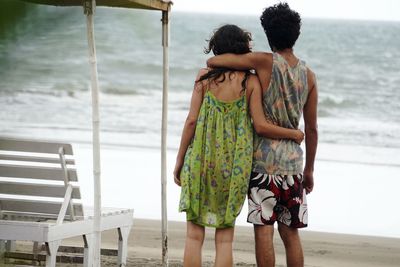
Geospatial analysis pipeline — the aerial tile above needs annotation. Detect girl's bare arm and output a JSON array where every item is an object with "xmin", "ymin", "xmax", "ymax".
[
  {"xmin": 248, "ymin": 75, "xmax": 304, "ymax": 143},
  {"xmin": 173, "ymin": 69, "xmax": 207, "ymax": 185}
]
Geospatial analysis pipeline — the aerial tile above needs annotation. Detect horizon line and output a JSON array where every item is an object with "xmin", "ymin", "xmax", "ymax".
[{"xmin": 172, "ymin": 9, "xmax": 400, "ymax": 23}]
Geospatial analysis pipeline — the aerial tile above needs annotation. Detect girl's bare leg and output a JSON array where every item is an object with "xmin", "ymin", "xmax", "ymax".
[
  {"xmin": 214, "ymin": 226, "xmax": 234, "ymax": 267},
  {"xmin": 183, "ymin": 221, "xmax": 205, "ymax": 267}
]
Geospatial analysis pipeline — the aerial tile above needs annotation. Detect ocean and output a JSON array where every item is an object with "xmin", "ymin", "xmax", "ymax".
[{"xmin": 1, "ymin": 2, "xmax": 400, "ymax": 237}]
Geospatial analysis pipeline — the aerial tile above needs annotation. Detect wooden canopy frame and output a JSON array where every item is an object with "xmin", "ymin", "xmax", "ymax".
[
  {"xmin": 24, "ymin": 0, "xmax": 171, "ymax": 10},
  {"xmin": 19, "ymin": 0, "xmax": 172, "ymax": 266}
]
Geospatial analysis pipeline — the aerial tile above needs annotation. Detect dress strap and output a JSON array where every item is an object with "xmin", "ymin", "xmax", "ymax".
[{"xmin": 241, "ymin": 71, "xmax": 250, "ymax": 92}]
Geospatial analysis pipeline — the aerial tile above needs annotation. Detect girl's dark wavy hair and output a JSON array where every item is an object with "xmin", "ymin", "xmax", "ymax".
[{"xmin": 197, "ymin": 24, "xmax": 252, "ymax": 90}]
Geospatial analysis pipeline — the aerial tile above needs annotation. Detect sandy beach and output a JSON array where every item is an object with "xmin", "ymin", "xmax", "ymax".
[
  {"xmin": 5, "ymin": 218, "xmax": 399, "ymax": 267},
  {"xmin": 116, "ymin": 219, "xmax": 400, "ymax": 267}
]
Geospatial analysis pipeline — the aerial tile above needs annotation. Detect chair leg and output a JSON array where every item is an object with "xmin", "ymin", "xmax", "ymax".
[
  {"xmin": 0, "ymin": 240, "xmax": 5, "ymax": 260},
  {"xmin": 4, "ymin": 240, "xmax": 16, "ymax": 263},
  {"xmin": 32, "ymin": 241, "xmax": 40, "ymax": 265},
  {"xmin": 83, "ymin": 234, "xmax": 93, "ymax": 267},
  {"xmin": 45, "ymin": 241, "xmax": 60, "ymax": 267},
  {"xmin": 117, "ymin": 226, "xmax": 131, "ymax": 267}
]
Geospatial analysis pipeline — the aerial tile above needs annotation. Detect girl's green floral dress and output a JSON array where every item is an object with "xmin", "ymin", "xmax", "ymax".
[{"xmin": 179, "ymin": 89, "xmax": 253, "ymax": 228}]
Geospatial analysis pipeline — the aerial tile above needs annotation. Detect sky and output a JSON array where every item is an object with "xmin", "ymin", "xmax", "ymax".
[{"xmin": 173, "ymin": 0, "xmax": 400, "ymax": 22}]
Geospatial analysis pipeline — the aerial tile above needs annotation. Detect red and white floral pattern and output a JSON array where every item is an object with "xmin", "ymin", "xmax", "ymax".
[{"xmin": 247, "ymin": 172, "xmax": 308, "ymax": 228}]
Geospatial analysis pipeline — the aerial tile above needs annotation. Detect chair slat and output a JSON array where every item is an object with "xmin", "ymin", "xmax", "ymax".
[
  {"xmin": 0, "ymin": 211, "xmax": 84, "ymax": 221},
  {"xmin": 0, "ymin": 198, "xmax": 83, "ymax": 217},
  {"xmin": 0, "ymin": 181, "xmax": 81, "ymax": 199},
  {"xmin": 0, "ymin": 138, "xmax": 73, "ymax": 155},
  {"xmin": 0, "ymin": 154, "xmax": 75, "ymax": 165},
  {"xmin": 0, "ymin": 164, "xmax": 77, "ymax": 181}
]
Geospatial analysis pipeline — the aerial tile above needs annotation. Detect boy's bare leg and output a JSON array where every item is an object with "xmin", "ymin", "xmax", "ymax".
[
  {"xmin": 278, "ymin": 222, "xmax": 304, "ymax": 267},
  {"xmin": 183, "ymin": 221, "xmax": 205, "ymax": 267},
  {"xmin": 214, "ymin": 227, "xmax": 234, "ymax": 267},
  {"xmin": 254, "ymin": 225, "xmax": 275, "ymax": 267}
]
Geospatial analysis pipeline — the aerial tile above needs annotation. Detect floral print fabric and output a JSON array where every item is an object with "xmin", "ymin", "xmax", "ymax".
[
  {"xmin": 253, "ymin": 53, "xmax": 309, "ymax": 175},
  {"xmin": 179, "ymin": 90, "xmax": 253, "ymax": 228},
  {"xmin": 247, "ymin": 171, "xmax": 308, "ymax": 228}
]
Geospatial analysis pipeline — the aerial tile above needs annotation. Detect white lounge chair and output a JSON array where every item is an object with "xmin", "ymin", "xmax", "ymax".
[{"xmin": 0, "ymin": 137, "xmax": 133, "ymax": 266}]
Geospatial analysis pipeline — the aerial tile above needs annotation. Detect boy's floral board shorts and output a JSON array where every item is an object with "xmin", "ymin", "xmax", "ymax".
[{"xmin": 247, "ymin": 171, "xmax": 308, "ymax": 228}]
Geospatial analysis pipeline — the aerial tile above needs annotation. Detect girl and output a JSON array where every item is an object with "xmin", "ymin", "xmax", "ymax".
[{"xmin": 173, "ymin": 24, "xmax": 303, "ymax": 267}]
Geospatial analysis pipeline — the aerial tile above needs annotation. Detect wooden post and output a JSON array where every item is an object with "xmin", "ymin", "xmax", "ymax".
[
  {"xmin": 84, "ymin": 0, "xmax": 102, "ymax": 266},
  {"xmin": 161, "ymin": 8, "xmax": 170, "ymax": 267}
]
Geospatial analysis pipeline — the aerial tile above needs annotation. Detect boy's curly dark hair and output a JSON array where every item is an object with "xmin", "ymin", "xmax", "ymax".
[
  {"xmin": 260, "ymin": 2, "xmax": 301, "ymax": 51},
  {"xmin": 198, "ymin": 24, "xmax": 252, "ymax": 89}
]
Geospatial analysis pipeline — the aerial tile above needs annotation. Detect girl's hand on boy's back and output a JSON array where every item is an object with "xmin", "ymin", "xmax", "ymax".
[{"xmin": 294, "ymin": 129, "xmax": 305, "ymax": 145}]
